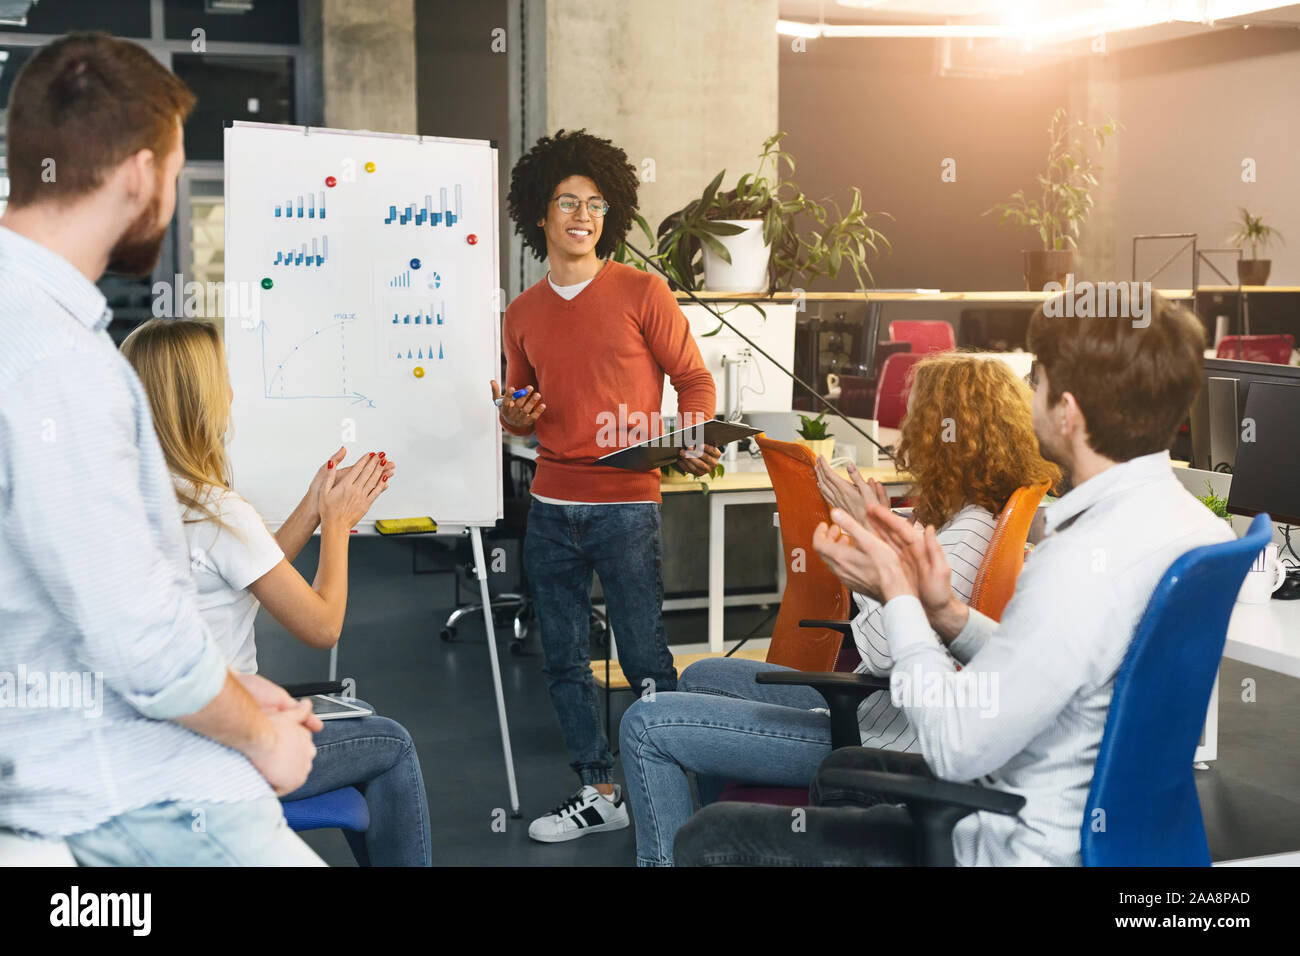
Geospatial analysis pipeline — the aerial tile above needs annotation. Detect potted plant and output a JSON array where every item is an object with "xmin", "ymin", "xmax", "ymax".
[
  {"xmin": 1228, "ymin": 207, "xmax": 1284, "ymax": 286},
  {"xmin": 795, "ymin": 411, "xmax": 834, "ymax": 461},
  {"xmin": 1198, "ymin": 483, "xmax": 1233, "ymax": 524},
  {"xmin": 639, "ymin": 133, "xmax": 891, "ymax": 295},
  {"xmin": 986, "ymin": 108, "xmax": 1118, "ymax": 292},
  {"xmin": 659, "ymin": 459, "xmax": 725, "ymax": 494}
]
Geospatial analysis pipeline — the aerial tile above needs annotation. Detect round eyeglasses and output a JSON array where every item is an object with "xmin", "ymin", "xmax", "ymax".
[{"xmin": 552, "ymin": 195, "xmax": 610, "ymax": 218}]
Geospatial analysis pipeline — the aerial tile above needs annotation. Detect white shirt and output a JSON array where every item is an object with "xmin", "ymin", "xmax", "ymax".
[
  {"xmin": 547, "ymin": 272, "xmax": 594, "ymax": 300},
  {"xmin": 880, "ymin": 451, "xmax": 1235, "ymax": 866},
  {"xmin": 175, "ymin": 481, "xmax": 284, "ymax": 674},
  {"xmin": 0, "ymin": 226, "xmax": 269, "ymax": 838},
  {"xmin": 851, "ymin": 504, "xmax": 997, "ymax": 751}
]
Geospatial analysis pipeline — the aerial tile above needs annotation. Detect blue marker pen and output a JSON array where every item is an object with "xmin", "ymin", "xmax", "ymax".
[{"xmin": 494, "ymin": 387, "xmax": 531, "ymax": 407}]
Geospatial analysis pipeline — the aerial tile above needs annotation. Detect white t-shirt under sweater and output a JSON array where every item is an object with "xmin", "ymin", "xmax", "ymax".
[
  {"xmin": 174, "ymin": 478, "xmax": 284, "ymax": 674},
  {"xmin": 851, "ymin": 503, "xmax": 998, "ymax": 751}
]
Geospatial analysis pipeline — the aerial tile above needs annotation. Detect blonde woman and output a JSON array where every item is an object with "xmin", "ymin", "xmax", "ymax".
[
  {"xmin": 121, "ymin": 319, "xmax": 430, "ymax": 867},
  {"xmin": 619, "ymin": 353, "xmax": 1059, "ymax": 866}
]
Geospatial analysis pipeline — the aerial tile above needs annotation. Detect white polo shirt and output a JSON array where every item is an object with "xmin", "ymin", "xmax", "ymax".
[{"xmin": 174, "ymin": 478, "xmax": 284, "ymax": 674}]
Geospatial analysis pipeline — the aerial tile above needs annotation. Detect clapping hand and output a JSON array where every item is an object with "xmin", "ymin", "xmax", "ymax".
[
  {"xmin": 864, "ymin": 502, "xmax": 956, "ymax": 617},
  {"xmin": 814, "ymin": 455, "xmax": 889, "ymax": 529}
]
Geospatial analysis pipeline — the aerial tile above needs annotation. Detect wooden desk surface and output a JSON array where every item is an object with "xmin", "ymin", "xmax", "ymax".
[
  {"xmin": 503, "ymin": 435, "xmax": 910, "ymax": 493},
  {"xmin": 662, "ymin": 455, "xmax": 908, "ymax": 493}
]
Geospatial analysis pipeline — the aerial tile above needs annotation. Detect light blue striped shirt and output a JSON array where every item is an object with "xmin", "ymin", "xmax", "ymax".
[{"xmin": 0, "ymin": 224, "xmax": 269, "ymax": 838}]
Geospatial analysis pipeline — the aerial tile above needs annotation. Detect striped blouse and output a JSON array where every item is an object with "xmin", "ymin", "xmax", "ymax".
[{"xmin": 851, "ymin": 503, "xmax": 998, "ymax": 751}]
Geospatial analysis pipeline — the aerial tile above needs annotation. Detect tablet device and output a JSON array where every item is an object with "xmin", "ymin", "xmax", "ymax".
[
  {"xmin": 308, "ymin": 695, "xmax": 373, "ymax": 720},
  {"xmin": 595, "ymin": 420, "xmax": 763, "ymax": 471}
]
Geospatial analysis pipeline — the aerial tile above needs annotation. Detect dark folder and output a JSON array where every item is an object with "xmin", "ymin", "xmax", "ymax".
[{"xmin": 594, "ymin": 420, "xmax": 763, "ymax": 471}]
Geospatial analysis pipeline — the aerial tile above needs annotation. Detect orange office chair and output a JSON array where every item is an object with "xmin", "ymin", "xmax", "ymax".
[
  {"xmin": 969, "ymin": 481, "xmax": 1051, "ymax": 621},
  {"xmin": 590, "ymin": 434, "xmax": 853, "ymax": 747},
  {"xmin": 755, "ymin": 434, "xmax": 852, "ymax": 672},
  {"xmin": 750, "ymin": 481, "xmax": 1052, "ymax": 755}
]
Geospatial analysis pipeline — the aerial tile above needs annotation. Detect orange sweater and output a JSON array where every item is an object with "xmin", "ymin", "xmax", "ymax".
[{"xmin": 501, "ymin": 260, "xmax": 716, "ymax": 503}]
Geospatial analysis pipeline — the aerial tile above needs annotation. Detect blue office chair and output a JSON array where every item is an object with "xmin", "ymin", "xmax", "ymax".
[
  {"xmin": 803, "ymin": 513, "xmax": 1273, "ymax": 866},
  {"xmin": 277, "ymin": 680, "xmax": 372, "ymax": 845},
  {"xmin": 1081, "ymin": 512, "xmax": 1272, "ymax": 865},
  {"xmin": 281, "ymin": 786, "xmax": 370, "ymax": 835}
]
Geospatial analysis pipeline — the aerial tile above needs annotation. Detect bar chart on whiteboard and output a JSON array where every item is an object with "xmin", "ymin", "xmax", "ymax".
[{"xmin": 222, "ymin": 122, "xmax": 502, "ymax": 527}]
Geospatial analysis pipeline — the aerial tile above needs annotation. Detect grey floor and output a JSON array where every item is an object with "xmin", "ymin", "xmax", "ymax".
[{"xmin": 256, "ymin": 535, "xmax": 1300, "ymax": 867}]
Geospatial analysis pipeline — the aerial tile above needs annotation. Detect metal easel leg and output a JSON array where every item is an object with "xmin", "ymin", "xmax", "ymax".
[
  {"xmin": 471, "ymin": 526, "xmax": 522, "ymax": 816},
  {"xmin": 329, "ymin": 643, "xmax": 338, "ymax": 683}
]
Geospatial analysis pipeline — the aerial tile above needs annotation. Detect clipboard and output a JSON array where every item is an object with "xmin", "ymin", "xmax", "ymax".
[{"xmin": 594, "ymin": 420, "xmax": 763, "ymax": 471}]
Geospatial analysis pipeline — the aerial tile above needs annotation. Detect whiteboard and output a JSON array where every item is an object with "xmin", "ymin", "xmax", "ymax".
[{"xmin": 223, "ymin": 122, "xmax": 502, "ymax": 528}]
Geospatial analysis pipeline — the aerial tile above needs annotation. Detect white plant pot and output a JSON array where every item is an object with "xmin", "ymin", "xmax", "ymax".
[{"xmin": 701, "ymin": 219, "xmax": 770, "ymax": 293}]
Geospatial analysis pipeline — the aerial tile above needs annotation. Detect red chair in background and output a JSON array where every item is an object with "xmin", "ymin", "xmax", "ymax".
[
  {"xmin": 889, "ymin": 320, "xmax": 955, "ymax": 355},
  {"xmin": 1215, "ymin": 334, "xmax": 1295, "ymax": 365},
  {"xmin": 873, "ymin": 352, "xmax": 926, "ymax": 428},
  {"xmin": 831, "ymin": 341, "xmax": 912, "ymax": 419}
]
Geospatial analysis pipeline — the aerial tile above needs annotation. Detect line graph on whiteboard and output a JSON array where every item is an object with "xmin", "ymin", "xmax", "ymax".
[{"xmin": 259, "ymin": 313, "xmax": 375, "ymax": 407}]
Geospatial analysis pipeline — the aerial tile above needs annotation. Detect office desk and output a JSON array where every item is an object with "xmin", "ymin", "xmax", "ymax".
[
  {"xmin": 1196, "ymin": 595, "xmax": 1300, "ymax": 765},
  {"xmin": 503, "ymin": 434, "xmax": 910, "ymax": 654},
  {"xmin": 1224, "ymin": 597, "xmax": 1300, "ymax": 679}
]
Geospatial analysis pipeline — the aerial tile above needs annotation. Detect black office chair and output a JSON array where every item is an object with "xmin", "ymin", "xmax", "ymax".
[{"xmin": 440, "ymin": 454, "xmax": 535, "ymax": 653}]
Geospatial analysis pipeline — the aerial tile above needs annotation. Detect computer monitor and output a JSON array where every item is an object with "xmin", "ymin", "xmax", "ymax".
[
  {"xmin": 1189, "ymin": 358, "xmax": 1300, "ymax": 471},
  {"xmin": 1226, "ymin": 381, "xmax": 1300, "ymax": 526}
]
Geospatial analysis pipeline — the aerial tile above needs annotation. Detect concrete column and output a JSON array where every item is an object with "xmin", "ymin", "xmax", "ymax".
[
  {"xmin": 540, "ymin": 0, "xmax": 779, "ymax": 266},
  {"xmin": 304, "ymin": 0, "xmax": 418, "ymax": 135}
]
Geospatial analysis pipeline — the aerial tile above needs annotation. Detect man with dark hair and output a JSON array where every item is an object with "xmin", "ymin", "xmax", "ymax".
[
  {"xmin": 0, "ymin": 33, "xmax": 323, "ymax": 865},
  {"xmin": 494, "ymin": 129, "xmax": 719, "ymax": 843},
  {"xmin": 676, "ymin": 292, "xmax": 1233, "ymax": 866}
]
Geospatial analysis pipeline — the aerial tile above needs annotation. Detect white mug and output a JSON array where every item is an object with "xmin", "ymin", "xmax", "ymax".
[{"xmin": 1237, "ymin": 542, "xmax": 1286, "ymax": 604}]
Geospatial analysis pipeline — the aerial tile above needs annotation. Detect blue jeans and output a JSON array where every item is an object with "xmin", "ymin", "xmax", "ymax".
[
  {"xmin": 64, "ymin": 796, "xmax": 324, "ymax": 866},
  {"xmin": 620, "ymin": 657, "xmax": 832, "ymax": 866},
  {"xmin": 281, "ymin": 702, "xmax": 432, "ymax": 867},
  {"xmin": 524, "ymin": 500, "xmax": 678, "ymax": 787}
]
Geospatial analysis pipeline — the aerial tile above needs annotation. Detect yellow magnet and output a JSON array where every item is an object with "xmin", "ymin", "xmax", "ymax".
[
  {"xmin": 365, "ymin": 161, "xmax": 376, "ymax": 173},
  {"xmin": 413, "ymin": 366, "xmax": 425, "ymax": 378}
]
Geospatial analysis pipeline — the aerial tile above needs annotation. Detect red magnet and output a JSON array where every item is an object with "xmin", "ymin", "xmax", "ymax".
[
  {"xmin": 325, "ymin": 175, "xmax": 337, "ymax": 188},
  {"xmin": 466, "ymin": 234, "xmax": 478, "ymax": 245}
]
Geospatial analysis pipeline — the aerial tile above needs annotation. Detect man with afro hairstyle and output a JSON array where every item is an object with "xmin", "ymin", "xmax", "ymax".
[{"xmin": 492, "ymin": 129, "xmax": 719, "ymax": 844}]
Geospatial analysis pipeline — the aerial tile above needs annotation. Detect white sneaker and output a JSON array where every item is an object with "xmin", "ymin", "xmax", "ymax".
[{"xmin": 527, "ymin": 785, "xmax": 630, "ymax": 843}]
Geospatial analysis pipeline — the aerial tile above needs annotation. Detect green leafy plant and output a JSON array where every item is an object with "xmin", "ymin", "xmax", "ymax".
[
  {"xmin": 613, "ymin": 211, "xmax": 658, "ymax": 269},
  {"xmin": 796, "ymin": 411, "xmax": 830, "ymax": 441},
  {"xmin": 985, "ymin": 108, "xmax": 1118, "ymax": 251},
  {"xmin": 1228, "ymin": 207, "xmax": 1285, "ymax": 260},
  {"xmin": 659, "ymin": 460, "xmax": 725, "ymax": 494},
  {"xmin": 648, "ymin": 132, "xmax": 891, "ymax": 296},
  {"xmin": 1198, "ymin": 482, "xmax": 1231, "ymax": 520}
]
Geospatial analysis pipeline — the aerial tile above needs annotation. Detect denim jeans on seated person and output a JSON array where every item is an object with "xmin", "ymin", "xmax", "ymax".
[
  {"xmin": 64, "ymin": 796, "xmax": 325, "ymax": 866},
  {"xmin": 524, "ymin": 499, "xmax": 678, "ymax": 787},
  {"xmin": 620, "ymin": 657, "xmax": 836, "ymax": 866},
  {"xmin": 280, "ymin": 701, "xmax": 432, "ymax": 867}
]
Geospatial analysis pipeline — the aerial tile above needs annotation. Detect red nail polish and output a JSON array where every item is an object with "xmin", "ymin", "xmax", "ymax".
[
  {"xmin": 326, "ymin": 461, "xmax": 334, "ymax": 469},
  {"xmin": 382, "ymin": 475, "xmax": 389, "ymax": 481},
  {"xmin": 369, "ymin": 452, "xmax": 375, "ymax": 458}
]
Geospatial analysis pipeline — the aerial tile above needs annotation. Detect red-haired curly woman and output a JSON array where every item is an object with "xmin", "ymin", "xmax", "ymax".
[{"xmin": 620, "ymin": 353, "xmax": 1059, "ymax": 866}]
